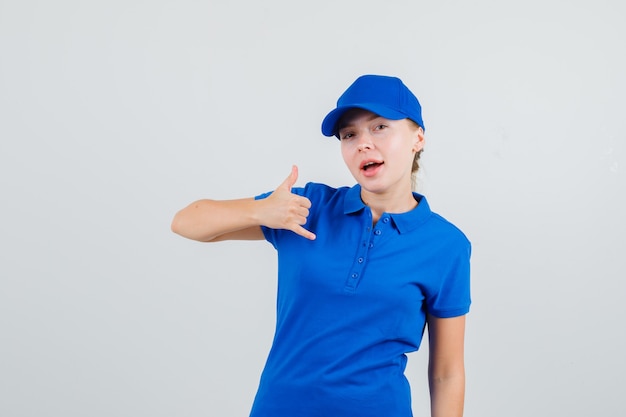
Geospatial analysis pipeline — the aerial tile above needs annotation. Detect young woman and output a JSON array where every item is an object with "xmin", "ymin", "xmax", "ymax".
[{"xmin": 171, "ymin": 75, "xmax": 471, "ymax": 417}]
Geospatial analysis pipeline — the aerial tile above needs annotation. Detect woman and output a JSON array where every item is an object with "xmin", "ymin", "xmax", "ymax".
[{"xmin": 171, "ymin": 75, "xmax": 471, "ymax": 417}]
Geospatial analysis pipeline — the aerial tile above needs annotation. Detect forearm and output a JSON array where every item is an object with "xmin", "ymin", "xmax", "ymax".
[
  {"xmin": 429, "ymin": 369, "xmax": 465, "ymax": 417},
  {"xmin": 427, "ymin": 314, "xmax": 467, "ymax": 417},
  {"xmin": 171, "ymin": 198, "xmax": 263, "ymax": 242},
  {"xmin": 171, "ymin": 166, "xmax": 315, "ymax": 242}
]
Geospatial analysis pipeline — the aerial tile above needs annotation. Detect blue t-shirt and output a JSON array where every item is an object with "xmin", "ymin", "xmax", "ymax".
[{"xmin": 251, "ymin": 183, "xmax": 471, "ymax": 417}]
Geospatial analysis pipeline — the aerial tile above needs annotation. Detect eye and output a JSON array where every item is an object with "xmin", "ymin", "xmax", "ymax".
[
  {"xmin": 340, "ymin": 131, "xmax": 355, "ymax": 140},
  {"xmin": 374, "ymin": 124, "xmax": 387, "ymax": 131}
]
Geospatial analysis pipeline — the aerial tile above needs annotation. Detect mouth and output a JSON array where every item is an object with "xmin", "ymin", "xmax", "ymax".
[{"xmin": 361, "ymin": 160, "xmax": 384, "ymax": 171}]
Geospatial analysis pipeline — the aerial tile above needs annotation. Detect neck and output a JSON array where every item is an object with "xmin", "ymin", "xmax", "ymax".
[{"xmin": 361, "ymin": 187, "xmax": 418, "ymax": 223}]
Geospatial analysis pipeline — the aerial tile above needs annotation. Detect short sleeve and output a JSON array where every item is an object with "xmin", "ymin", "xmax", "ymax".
[{"xmin": 425, "ymin": 236, "xmax": 472, "ymax": 318}]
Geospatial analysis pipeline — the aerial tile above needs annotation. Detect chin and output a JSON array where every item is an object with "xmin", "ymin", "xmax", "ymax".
[{"xmin": 358, "ymin": 180, "xmax": 388, "ymax": 195}]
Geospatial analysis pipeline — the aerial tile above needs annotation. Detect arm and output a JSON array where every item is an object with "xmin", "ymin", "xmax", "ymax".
[
  {"xmin": 171, "ymin": 165, "xmax": 316, "ymax": 242},
  {"xmin": 427, "ymin": 314, "xmax": 466, "ymax": 417}
]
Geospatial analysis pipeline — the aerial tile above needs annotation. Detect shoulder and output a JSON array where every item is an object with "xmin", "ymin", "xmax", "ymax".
[
  {"xmin": 255, "ymin": 182, "xmax": 352, "ymax": 212},
  {"xmin": 415, "ymin": 196, "xmax": 471, "ymax": 254},
  {"xmin": 429, "ymin": 212, "xmax": 471, "ymax": 247},
  {"xmin": 293, "ymin": 183, "xmax": 359, "ymax": 219},
  {"xmin": 404, "ymin": 194, "xmax": 470, "ymax": 248},
  {"xmin": 292, "ymin": 182, "xmax": 350, "ymax": 202}
]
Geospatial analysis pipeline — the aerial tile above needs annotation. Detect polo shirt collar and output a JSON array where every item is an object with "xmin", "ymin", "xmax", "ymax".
[
  {"xmin": 344, "ymin": 184, "xmax": 367, "ymax": 214},
  {"xmin": 343, "ymin": 184, "xmax": 433, "ymax": 234}
]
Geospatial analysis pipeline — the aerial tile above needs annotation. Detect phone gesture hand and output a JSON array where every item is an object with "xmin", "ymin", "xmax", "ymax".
[{"xmin": 263, "ymin": 165, "xmax": 316, "ymax": 240}]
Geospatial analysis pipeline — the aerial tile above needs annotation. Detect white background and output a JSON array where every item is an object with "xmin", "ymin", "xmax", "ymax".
[{"xmin": 1, "ymin": 0, "xmax": 624, "ymax": 416}]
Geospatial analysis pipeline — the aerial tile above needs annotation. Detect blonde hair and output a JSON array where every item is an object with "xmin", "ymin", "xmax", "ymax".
[{"xmin": 410, "ymin": 121, "xmax": 424, "ymax": 190}]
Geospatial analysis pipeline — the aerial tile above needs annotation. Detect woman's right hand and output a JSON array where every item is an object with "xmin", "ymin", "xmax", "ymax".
[
  {"xmin": 258, "ymin": 165, "xmax": 316, "ymax": 240},
  {"xmin": 171, "ymin": 165, "xmax": 315, "ymax": 242}
]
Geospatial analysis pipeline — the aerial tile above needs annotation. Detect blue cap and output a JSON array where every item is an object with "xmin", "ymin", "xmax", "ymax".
[{"xmin": 321, "ymin": 75, "xmax": 425, "ymax": 137}]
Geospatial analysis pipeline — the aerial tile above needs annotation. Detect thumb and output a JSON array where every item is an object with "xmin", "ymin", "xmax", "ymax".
[{"xmin": 278, "ymin": 165, "xmax": 298, "ymax": 191}]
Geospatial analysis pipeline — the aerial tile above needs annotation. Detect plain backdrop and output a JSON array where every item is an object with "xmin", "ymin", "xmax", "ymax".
[{"xmin": 1, "ymin": 0, "xmax": 624, "ymax": 416}]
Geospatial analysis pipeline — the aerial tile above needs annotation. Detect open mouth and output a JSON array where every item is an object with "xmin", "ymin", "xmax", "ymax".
[{"xmin": 362, "ymin": 161, "xmax": 383, "ymax": 171}]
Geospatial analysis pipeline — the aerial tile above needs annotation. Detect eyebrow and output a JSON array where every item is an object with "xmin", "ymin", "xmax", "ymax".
[{"xmin": 337, "ymin": 113, "xmax": 381, "ymax": 131}]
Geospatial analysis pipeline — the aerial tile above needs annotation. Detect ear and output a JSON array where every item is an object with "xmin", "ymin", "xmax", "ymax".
[{"xmin": 412, "ymin": 126, "xmax": 425, "ymax": 153}]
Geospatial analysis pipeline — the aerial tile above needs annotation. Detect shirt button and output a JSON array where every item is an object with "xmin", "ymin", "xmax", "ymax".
[
  {"xmin": 358, "ymin": 257, "xmax": 364, "ymax": 263},
  {"xmin": 351, "ymin": 273, "xmax": 358, "ymax": 279},
  {"xmin": 374, "ymin": 230, "xmax": 382, "ymax": 235},
  {"xmin": 369, "ymin": 243, "xmax": 374, "ymax": 248},
  {"xmin": 383, "ymin": 217, "xmax": 390, "ymax": 223}
]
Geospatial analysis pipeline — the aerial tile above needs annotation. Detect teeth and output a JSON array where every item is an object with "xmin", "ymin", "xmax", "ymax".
[{"xmin": 363, "ymin": 161, "xmax": 380, "ymax": 170}]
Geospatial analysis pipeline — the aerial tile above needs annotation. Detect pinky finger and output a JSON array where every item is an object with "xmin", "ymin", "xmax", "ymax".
[{"xmin": 294, "ymin": 226, "xmax": 316, "ymax": 241}]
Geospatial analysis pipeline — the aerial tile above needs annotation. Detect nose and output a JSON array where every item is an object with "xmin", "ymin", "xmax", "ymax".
[{"xmin": 356, "ymin": 133, "xmax": 374, "ymax": 151}]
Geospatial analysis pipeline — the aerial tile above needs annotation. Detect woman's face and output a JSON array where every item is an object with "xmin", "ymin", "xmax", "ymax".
[{"xmin": 338, "ymin": 109, "xmax": 424, "ymax": 198}]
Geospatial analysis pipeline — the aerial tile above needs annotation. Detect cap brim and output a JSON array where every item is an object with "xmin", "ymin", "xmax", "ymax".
[{"xmin": 321, "ymin": 104, "xmax": 408, "ymax": 137}]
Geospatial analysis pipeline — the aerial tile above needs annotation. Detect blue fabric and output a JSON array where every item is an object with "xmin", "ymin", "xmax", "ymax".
[
  {"xmin": 250, "ymin": 183, "xmax": 471, "ymax": 417},
  {"xmin": 321, "ymin": 75, "xmax": 425, "ymax": 137}
]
